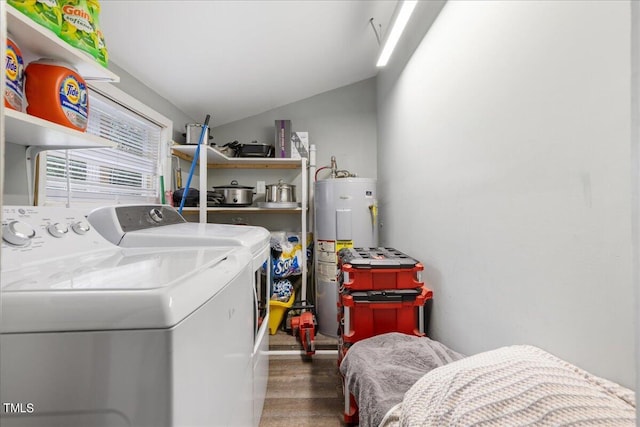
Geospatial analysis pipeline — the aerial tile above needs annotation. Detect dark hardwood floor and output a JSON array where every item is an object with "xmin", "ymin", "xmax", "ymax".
[
  {"xmin": 268, "ymin": 329, "xmax": 339, "ymax": 351},
  {"xmin": 260, "ymin": 330, "xmax": 346, "ymax": 426},
  {"xmin": 259, "ymin": 355, "xmax": 346, "ymax": 427}
]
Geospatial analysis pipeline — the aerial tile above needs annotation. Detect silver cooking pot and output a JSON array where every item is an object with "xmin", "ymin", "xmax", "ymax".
[
  {"xmin": 265, "ymin": 179, "xmax": 296, "ymax": 203},
  {"xmin": 212, "ymin": 180, "xmax": 255, "ymax": 206}
]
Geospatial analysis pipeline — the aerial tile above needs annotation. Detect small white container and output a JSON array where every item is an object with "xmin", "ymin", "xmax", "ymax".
[{"xmin": 185, "ymin": 123, "xmax": 210, "ymax": 145}]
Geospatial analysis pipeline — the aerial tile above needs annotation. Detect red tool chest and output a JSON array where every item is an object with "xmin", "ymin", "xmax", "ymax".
[
  {"xmin": 338, "ymin": 247, "xmax": 424, "ymax": 290},
  {"xmin": 337, "ymin": 248, "xmax": 433, "ymax": 424},
  {"xmin": 340, "ymin": 285, "xmax": 432, "ymax": 342},
  {"xmin": 337, "ymin": 285, "xmax": 432, "ymax": 366}
]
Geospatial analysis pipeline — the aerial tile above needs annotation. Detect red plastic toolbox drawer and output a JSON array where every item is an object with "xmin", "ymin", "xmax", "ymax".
[
  {"xmin": 339, "ymin": 285, "xmax": 432, "ymax": 344},
  {"xmin": 339, "ymin": 248, "xmax": 424, "ymax": 290},
  {"xmin": 349, "ymin": 288, "xmax": 422, "ymax": 302}
]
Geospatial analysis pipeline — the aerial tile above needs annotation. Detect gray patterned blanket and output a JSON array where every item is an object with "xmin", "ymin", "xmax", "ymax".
[
  {"xmin": 339, "ymin": 332, "xmax": 464, "ymax": 427},
  {"xmin": 381, "ymin": 345, "xmax": 636, "ymax": 427}
]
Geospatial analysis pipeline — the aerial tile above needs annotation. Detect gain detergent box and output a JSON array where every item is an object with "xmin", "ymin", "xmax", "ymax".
[
  {"xmin": 87, "ymin": 0, "xmax": 108, "ymax": 67},
  {"xmin": 8, "ymin": 0, "xmax": 63, "ymax": 35},
  {"xmin": 59, "ymin": 0, "xmax": 99, "ymax": 61}
]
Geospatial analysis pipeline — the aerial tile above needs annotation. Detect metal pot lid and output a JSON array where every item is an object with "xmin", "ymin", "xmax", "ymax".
[
  {"xmin": 213, "ymin": 180, "xmax": 254, "ymax": 190},
  {"xmin": 267, "ymin": 179, "xmax": 295, "ymax": 189}
]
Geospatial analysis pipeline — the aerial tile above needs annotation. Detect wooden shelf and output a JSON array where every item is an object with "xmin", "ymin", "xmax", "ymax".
[
  {"xmin": 172, "ymin": 145, "xmax": 302, "ymax": 169},
  {"xmin": 180, "ymin": 207, "xmax": 305, "ymax": 215},
  {"xmin": 5, "ymin": 109, "xmax": 117, "ymax": 149},
  {"xmin": 7, "ymin": 6, "xmax": 119, "ymax": 82}
]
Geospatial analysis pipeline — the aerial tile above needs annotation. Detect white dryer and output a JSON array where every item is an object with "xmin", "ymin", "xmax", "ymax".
[
  {"xmin": 87, "ymin": 204, "xmax": 271, "ymax": 427},
  {"xmin": 1, "ymin": 206, "xmax": 254, "ymax": 427}
]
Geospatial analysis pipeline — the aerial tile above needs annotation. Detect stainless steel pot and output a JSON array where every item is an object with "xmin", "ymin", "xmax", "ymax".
[
  {"xmin": 265, "ymin": 179, "xmax": 296, "ymax": 203},
  {"xmin": 212, "ymin": 180, "xmax": 255, "ymax": 206}
]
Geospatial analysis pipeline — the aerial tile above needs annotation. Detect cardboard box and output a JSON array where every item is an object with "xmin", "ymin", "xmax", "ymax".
[
  {"xmin": 291, "ymin": 131, "xmax": 309, "ymax": 159},
  {"xmin": 274, "ymin": 120, "xmax": 291, "ymax": 158}
]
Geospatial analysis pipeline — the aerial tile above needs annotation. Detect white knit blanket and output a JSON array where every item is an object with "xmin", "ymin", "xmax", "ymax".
[{"xmin": 381, "ymin": 345, "xmax": 636, "ymax": 427}]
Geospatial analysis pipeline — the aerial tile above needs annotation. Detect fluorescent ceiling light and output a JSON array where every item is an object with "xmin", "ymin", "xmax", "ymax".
[{"xmin": 376, "ymin": 0, "xmax": 418, "ymax": 67}]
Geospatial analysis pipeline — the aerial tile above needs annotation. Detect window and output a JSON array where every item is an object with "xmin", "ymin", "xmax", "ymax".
[{"xmin": 40, "ymin": 84, "xmax": 171, "ymax": 207}]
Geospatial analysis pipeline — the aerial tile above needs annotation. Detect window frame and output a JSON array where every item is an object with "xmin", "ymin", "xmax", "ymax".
[{"xmin": 36, "ymin": 81, "xmax": 173, "ymax": 208}]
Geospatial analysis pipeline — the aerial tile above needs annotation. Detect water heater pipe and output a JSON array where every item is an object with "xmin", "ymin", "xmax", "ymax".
[{"xmin": 330, "ymin": 156, "xmax": 337, "ymax": 178}]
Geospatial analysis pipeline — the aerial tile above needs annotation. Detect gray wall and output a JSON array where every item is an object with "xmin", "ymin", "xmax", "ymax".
[
  {"xmin": 377, "ymin": 0, "xmax": 635, "ymax": 388},
  {"xmin": 188, "ymin": 77, "xmax": 377, "ymax": 230},
  {"xmin": 632, "ymin": 0, "xmax": 640, "ymax": 402},
  {"xmin": 3, "ymin": 143, "xmax": 28, "ymax": 204},
  {"xmin": 108, "ymin": 62, "xmax": 194, "ymax": 142},
  {"xmin": 210, "ymin": 77, "xmax": 377, "ymax": 181}
]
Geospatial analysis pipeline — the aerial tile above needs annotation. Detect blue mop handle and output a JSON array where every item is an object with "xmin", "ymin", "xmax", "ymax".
[{"xmin": 178, "ymin": 114, "xmax": 211, "ymax": 214}]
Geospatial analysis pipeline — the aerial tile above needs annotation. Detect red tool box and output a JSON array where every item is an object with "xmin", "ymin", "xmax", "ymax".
[
  {"xmin": 342, "ymin": 386, "xmax": 359, "ymax": 425},
  {"xmin": 341, "ymin": 285, "xmax": 432, "ymax": 339},
  {"xmin": 338, "ymin": 285, "xmax": 434, "ymax": 424},
  {"xmin": 338, "ymin": 285, "xmax": 432, "ymax": 363},
  {"xmin": 338, "ymin": 247, "xmax": 424, "ymax": 290},
  {"xmin": 337, "ymin": 248, "xmax": 433, "ymax": 424}
]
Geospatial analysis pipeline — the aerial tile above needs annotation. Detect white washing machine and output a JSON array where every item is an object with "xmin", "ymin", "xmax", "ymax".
[
  {"xmin": 1, "ymin": 206, "xmax": 254, "ymax": 427},
  {"xmin": 87, "ymin": 204, "xmax": 271, "ymax": 427}
]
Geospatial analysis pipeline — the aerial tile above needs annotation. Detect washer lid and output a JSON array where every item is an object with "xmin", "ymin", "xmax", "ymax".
[
  {"xmin": 119, "ymin": 222, "xmax": 270, "ymax": 256},
  {"xmin": 1, "ymin": 246, "xmax": 252, "ymax": 333}
]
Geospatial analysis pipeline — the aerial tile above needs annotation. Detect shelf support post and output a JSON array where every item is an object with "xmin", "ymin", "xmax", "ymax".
[
  {"xmin": 301, "ymin": 157, "xmax": 308, "ymax": 306},
  {"xmin": 199, "ymin": 139, "xmax": 207, "ymax": 223}
]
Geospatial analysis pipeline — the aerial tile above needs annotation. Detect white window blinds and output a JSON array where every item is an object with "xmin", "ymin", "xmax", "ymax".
[{"xmin": 43, "ymin": 89, "xmax": 163, "ymax": 205}]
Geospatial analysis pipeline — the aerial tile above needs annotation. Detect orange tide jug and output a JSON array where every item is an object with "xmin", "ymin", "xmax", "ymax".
[
  {"xmin": 5, "ymin": 34, "xmax": 24, "ymax": 111},
  {"xmin": 25, "ymin": 59, "xmax": 89, "ymax": 131}
]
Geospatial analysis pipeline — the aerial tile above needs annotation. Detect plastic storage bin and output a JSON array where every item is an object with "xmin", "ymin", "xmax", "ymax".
[{"xmin": 338, "ymin": 247, "xmax": 424, "ymax": 290}]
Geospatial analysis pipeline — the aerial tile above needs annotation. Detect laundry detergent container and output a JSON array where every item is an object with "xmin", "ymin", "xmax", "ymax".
[{"xmin": 25, "ymin": 59, "xmax": 89, "ymax": 131}]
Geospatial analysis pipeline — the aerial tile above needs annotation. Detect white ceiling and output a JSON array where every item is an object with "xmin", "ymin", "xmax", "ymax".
[{"xmin": 99, "ymin": 0, "xmax": 397, "ymax": 126}]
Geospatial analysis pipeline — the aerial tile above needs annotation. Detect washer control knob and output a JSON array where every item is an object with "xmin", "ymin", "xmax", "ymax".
[
  {"xmin": 2, "ymin": 220, "xmax": 36, "ymax": 247},
  {"xmin": 149, "ymin": 208, "xmax": 164, "ymax": 223},
  {"xmin": 47, "ymin": 222, "xmax": 69, "ymax": 238},
  {"xmin": 71, "ymin": 220, "xmax": 91, "ymax": 235}
]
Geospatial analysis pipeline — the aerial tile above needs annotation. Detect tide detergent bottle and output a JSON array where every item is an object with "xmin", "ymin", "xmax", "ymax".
[
  {"xmin": 25, "ymin": 59, "xmax": 89, "ymax": 132},
  {"xmin": 5, "ymin": 34, "xmax": 24, "ymax": 111}
]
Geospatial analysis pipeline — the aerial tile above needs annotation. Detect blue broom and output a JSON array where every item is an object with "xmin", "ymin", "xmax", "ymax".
[{"xmin": 178, "ymin": 114, "xmax": 211, "ymax": 214}]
